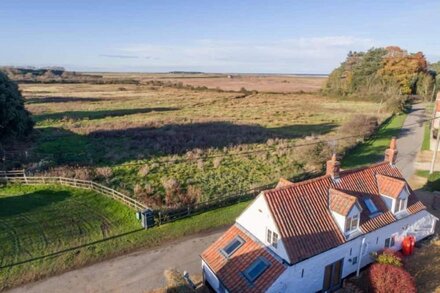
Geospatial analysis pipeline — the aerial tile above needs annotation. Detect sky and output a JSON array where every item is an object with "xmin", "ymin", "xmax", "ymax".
[{"xmin": 1, "ymin": 0, "xmax": 439, "ymax": 74}]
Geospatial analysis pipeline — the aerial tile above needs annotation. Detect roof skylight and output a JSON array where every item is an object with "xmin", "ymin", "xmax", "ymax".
[
  {"xmin": 220, "ymin": 236, "xmax": 245, "ymax": 258},
  {"xmin": 243, "ymin": 257, "xmax": 270, "ymax": 283},
  {"xmin": 364, "ymin": 198, "xmax": 379, "ymax": 214}
]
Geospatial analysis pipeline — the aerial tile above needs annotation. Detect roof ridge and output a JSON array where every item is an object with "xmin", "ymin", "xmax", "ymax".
[{"xmin": 265, "ymin": 161, "xmax": 391, "ymax": 196}]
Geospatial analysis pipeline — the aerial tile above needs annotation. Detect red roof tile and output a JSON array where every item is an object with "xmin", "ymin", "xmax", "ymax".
[
  {"xmin": 376, "ymin": 174, "xmax": 406, "ymax": 199},
  {"xmin": 201, "ymin": 225, "xmax": 286, "ymax": 293},
  {"xmin": 264, "ymin": 162, "xmax": 426, "ymax": 264},
  {"xmin": 329, "ymin": 189, "xmax": 358, "ymax": 216}
]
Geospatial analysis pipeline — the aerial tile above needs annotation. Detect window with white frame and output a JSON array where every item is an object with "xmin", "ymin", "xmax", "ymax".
[
  {"xmin": 345, "ymin": 214, "xmax": 359, "ymax": 233},
  {"xmin": 384, "ymin": 235, "xmax": 396, "ymax": 248},
  {"xmin": 266, "ymin": 229, "xmax": 278, "ymax": 248},
  {"xmin": 394, "ymin": 198, "xmax": 408, "ymax": 213}
]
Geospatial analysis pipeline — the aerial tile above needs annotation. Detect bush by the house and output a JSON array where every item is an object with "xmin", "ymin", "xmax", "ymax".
[
  {"xmin": 374, "ymin": 248, "xmax": 404, "ymax": 267},
  {"xmin": 369, "ymin": 263, "xmax": 416, "ymax": 293}
]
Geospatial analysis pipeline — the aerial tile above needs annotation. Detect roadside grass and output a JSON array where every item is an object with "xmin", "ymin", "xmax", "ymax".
[
  {"xmin": 415, "ymin": 170, "xmax": 440, "ymax": 191},
  {"xmin": 342, "ymin": 113, "xmax": 407, "ymax": 169},
  {"xmin": 0, "ymin": 184, "xmax": 249, "ymax": 290},
  {"xmin": 422, "ymin": 122, "xmax": 431, "ymax": 151}
]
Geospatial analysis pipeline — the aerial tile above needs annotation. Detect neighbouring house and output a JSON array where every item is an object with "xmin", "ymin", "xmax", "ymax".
[{"xmin": 201, "ymin": 138, "xmax": 438, "ymax": 293}]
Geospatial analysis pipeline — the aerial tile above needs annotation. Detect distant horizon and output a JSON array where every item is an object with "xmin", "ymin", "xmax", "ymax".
[
  {"xmin": 1, "ymin": 1, "xmax": 439, "ymax": 73},
  {"xmin": 0, "ymin": 64, "xmax": 330, "ymax": 76}
]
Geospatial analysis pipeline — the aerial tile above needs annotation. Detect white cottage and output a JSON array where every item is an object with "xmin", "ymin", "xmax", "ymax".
[{"xmin": 201, "ymin": 138, "xmax": 437, "ymax": 293}]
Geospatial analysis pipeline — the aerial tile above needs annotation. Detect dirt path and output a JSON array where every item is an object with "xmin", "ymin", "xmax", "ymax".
[
  {"xmin": 7, "ymin": 229, "xmax": 226, "ymax": 293},
  {"xmin": 396, "ymin": 103, "xmax": 426, "ymax": 180}
]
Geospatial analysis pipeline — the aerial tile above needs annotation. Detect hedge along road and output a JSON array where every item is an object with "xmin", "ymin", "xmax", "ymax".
[{"xmin": 6, "ymin": 105, "xmax": 425, "ymax": 293}]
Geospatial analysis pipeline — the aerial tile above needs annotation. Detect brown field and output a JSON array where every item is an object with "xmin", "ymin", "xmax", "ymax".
[
  {"xmin": 96, "ymin": 72, "xmax": 327, "ymax": 93},
  {"xmin": 17, "ymin": 75, "xmax": 386, "ymax": 207}
]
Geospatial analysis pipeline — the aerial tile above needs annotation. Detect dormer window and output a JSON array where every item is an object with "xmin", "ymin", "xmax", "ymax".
[
  {"xmin": 376, "ymin": 174, "xmax": 410, "ymax": 215},
  {"xmin": 345, "ymin": 214, "xmax": 359, "ymax": 233},
  {"xmin": 394, "ymin": 198, "xmax": 408, "ymax": 213},
  {"xmin": 329, "ymin": 189, "xmax": 362, "ymax": 236}
]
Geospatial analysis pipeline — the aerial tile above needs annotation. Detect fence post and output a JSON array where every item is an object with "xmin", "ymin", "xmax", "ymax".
[
  {"xmin": 159, "ymin": 211, "xmax": 162, "ymax": 226},
  {"xmin": 23, "ymin": 170, "xmax": 28, "ymax": 184}
]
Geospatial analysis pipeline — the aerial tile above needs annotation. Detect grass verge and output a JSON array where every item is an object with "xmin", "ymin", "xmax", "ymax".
[
  {"xmin": 0, "ymin": 184, "xmax": 250, "ymax": 290},
  {"xmin": 422, "ymin": 122, "xmax": 431, "ymax": 151},
  {"xmin": 415, "ymin": 170, "xmax": 440, "ymax": 191},
  {"xmin": 342, "ymin": 112, "xmax": 407, "ymax": 169}
]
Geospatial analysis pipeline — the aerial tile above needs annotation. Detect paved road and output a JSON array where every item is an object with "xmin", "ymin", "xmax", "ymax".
[
  {"xmin": 7, "ymin": 229, "xmax": 225, "ymax": 293},
  {"xmin": 8, "ymin": 104, "xmax": 426, "ymax": 293},
  {"xmin": 396, "ymin": 103, "xmax": 426, "ymax": 179}
]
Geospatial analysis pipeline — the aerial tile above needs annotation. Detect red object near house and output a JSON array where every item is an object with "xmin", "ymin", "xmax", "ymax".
[{"xmin": 402, "ymin": 236, "xmax": 416, "ymax": 255}]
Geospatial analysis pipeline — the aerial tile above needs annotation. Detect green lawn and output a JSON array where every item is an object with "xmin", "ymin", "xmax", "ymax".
[
  {"xmin": 415, "ymin": 170, "xmax": 440, "ymax": 191},
  {"xmin": 342, "ymin": 113, "xmax": 407, "ymax": 169},
  {"xmin": 422, "ymin": 122, "xmax": 431, "ymax": 151},
  {"xmin": 0, "ymin": 184, "xmax": 250, "ymax": 290}
]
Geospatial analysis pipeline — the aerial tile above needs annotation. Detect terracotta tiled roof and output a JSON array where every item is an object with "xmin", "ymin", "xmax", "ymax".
[
  {"xmin": 329, "ymin": 189, "xmax": 358, "ymax": 216},
  {"xmin": 201, "ymin": 225, "xmax": 286, "ymax": 293},
  {"xmin": 264, "ymin": 162, "xmax": 426, "ymax": 264},
  {"xmin": 376, "ymin": 174, "xmax": 406, "ymax": 199},
  {"xmin": 275, "ymin": 178, "xmax": 295, "ymax": 189}
]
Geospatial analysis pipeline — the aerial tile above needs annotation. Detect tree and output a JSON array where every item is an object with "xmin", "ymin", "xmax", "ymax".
[{"xmin": 0, "ymin": 71, "xmax": 34, "ymax": 141}]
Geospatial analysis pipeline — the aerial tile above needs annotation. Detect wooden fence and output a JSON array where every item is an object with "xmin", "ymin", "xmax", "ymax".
[
  {"xmin": 1, "ymin": 170, "xmax": 147, "ymax": 211},
  {"xmin": 1, "ymin": 169, "xmax": 319, "ymax": 227}
]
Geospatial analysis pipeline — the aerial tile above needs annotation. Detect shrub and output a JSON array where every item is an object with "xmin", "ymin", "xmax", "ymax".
[
  {"xmin": 0, "ymin": 71, "xmax": 34, "ymax": 140},
  {"xmin": 95, "ymin": 167, "xmax": 113, "ymax": 180},
  {"xmin": 138, "ymin": 165, "xmax": 150, "ymax": 177},
  {"xmin": 375, "ymin": 249, "xmax": 403, "ymax": 267},
  {"xmin": 340, "ymin": 115, "xmax": 378, "ymax": 138},
  {"xmin": 369, "ymin": 263, "xmax": 416, "ymax": 293}
]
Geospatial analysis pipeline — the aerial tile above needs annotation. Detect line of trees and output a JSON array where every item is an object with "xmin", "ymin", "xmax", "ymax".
[{"xmin": 324, "ymin": 46, "xmax": 437, "ymax": 112}]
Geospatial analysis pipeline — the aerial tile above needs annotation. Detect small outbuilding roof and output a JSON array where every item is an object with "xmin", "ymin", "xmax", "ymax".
[{"xmin": 201, "ymin": 225, "xmax": 286, "ymax": 293}]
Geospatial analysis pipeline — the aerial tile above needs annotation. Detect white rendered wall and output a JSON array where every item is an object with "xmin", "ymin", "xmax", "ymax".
[
  {"xmin": 236, "ymin": 193, "xmax": 290, "ymax": 263},
  {"xmin": 267, "ymin": 210, "xmax": 436, "ymax": 293}
]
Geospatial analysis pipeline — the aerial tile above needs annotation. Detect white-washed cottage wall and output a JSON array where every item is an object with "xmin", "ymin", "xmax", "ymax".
[{"xmin": 267, "ymin": 210, "xmax": 436, "ymax": 293}]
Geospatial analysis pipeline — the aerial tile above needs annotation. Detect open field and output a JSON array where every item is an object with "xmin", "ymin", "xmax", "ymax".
[
  {"xmin": 0, "ymin": 184, "xmax": 249, "ymax": 291},
  {"xmin": 16, "ymin": 78, "xmax": 389, "ymax": 207},
  {"xmin": 96, "ymin": 72, "xmax": 327, "ymax": 93}
]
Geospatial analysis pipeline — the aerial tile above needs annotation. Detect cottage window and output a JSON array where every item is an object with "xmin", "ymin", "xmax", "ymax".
[
  {"xmin": 266, "ymin": 229, "xmax": 279, "ymax": 248},
  {"xmin": 394, "ymin": 198, "xmax": 407, "ymax": 213},
  {"xmin": 352, "ymin": 256, "xmax": 358, "ymax": 265},
  {"xmin": 384, "ymin": 237, "xmax": 391, "ymax": 248},
  {"xmin": 243, "ymin": 257, "xmax": 270, "ymax": 283},
  {"xmin": 345, "ymin": 214, "xmax": 359, "ymax": 233},
  {"xmin": 220, "ymin": 236, "xmax": 245, "ymax": 258}
]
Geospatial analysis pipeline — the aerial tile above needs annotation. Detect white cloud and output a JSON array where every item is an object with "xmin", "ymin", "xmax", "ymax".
[{"xmin": 115, "ymin": 36, "xmax": 377, "ymax": 73}]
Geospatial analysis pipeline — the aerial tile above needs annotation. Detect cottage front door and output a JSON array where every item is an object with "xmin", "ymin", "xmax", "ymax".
[{"xmin": 322, "ymin": 258, "xmax": 343, "ymax": 292}]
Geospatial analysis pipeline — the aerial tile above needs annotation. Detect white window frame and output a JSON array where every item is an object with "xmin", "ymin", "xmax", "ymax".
[
  {"xmin": 345, "ymin": 214, "xmax": 359, "ymax": 233},
  {"xmin": 266, "ymin": 228, "xmax": 279, "ymax": 249},
  {"xmin": 394, "ymin": 198, "xmax": 408, "ymax": 214}
]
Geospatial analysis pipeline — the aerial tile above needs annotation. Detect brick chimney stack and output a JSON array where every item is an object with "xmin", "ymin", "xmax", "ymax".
[
  {"xmin": 326, "ymin": 153, "xmax": 341, "ymax": 179},
  {"xmin": 384, "ymin": 137, "xmax": 398, "ymax": 165}
]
